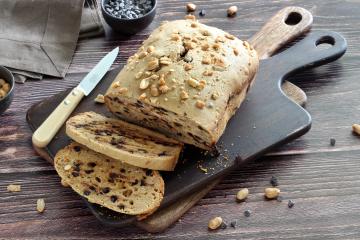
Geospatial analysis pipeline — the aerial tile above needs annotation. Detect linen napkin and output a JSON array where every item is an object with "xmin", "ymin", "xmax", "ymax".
[{"xmin": 0, "ymin": 0, "xmax": 104, "ymax": 83}]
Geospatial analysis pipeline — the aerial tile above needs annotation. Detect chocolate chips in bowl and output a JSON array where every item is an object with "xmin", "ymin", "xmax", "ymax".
[
  {"xmin": 0, "ymin": 66, "xmax": 14, "ymax": 115},
  {"xmin": 101, "ymin": 0, "xmax": 157, "ymax": 35}
]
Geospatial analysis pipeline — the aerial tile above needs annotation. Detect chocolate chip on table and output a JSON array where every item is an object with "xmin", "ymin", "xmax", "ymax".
[
  {"xmin": 288, "ymin": 200, "xmax": 295, "ymax": 208},
  {"xmin": 104, "ymin": 0, "xmax": 153, "ymax": 19},
  {"xmin": 270, "ymin": 176, "xmax": 278, "ymax": 187},
  {"xmin": 199, "ymin": 9, "xmax": 206, "ymax": 17},
  {"xmin": 330, "ymin": 138, "xmax": 336, "ymax": 146},
  {"xmin": 220, "ymin": 221, "xmax": 227, "ymax": 229},
  {"xmin": 230, "ymin": 220, "xmax": 237, "ymax": 228},
  {"xmin": 244, "ymin": 209, "xmax": 251, "ymax": 217}
]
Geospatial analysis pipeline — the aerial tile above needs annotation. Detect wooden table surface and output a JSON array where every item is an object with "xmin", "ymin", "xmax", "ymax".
[{"xmin": 1, "ymin": 0, "xmax": 359, "ymax": 239}]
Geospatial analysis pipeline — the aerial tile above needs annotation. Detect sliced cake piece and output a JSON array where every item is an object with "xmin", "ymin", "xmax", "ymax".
[
  {"xmin": 66, "ymin": 112, "xmax": 183, "ymax": 171},
  {"xmin": 54, "ymin": 142, "xmax": 164, "ymax": 217}
]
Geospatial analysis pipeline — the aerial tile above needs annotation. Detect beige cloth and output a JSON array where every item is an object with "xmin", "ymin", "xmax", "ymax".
[{"xmin": 0, "ymin": 0, "xmax": 104, "ymax": 83}]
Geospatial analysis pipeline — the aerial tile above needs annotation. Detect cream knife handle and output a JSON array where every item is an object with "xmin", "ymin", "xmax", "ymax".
[{"xmin": 32, "ymin": 87, "xmax": 85, "ymax": 148}]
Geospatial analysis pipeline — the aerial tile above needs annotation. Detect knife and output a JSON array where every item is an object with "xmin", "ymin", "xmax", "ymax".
[{"xmin": 32, "ymin": 47, "xmax": 119, "ymax": 148}]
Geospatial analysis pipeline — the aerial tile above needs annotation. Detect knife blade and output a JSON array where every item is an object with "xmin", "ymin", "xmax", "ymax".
[{"xmin": 32, "ymin": 47, "xmax": 119, "ymax": 148}]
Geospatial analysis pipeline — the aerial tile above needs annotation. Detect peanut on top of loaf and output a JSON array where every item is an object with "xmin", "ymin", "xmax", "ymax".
[{"xmin": 106, "ymin": 19, "xmax": 258, "ymax": 149}]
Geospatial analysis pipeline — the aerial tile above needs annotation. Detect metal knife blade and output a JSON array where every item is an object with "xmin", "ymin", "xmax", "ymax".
[{"xmin": 78, "ymin": 47, "xmax": 119, "ymax": 96}]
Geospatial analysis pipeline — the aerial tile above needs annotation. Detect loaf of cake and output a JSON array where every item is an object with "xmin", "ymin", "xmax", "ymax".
[
  {"xmin": 66, "ymin": 112, "xmax": 183, "ymax": 171},
  {"xmin": 105, "ymin": 18, "xmax": 259, "ymax": 150},
  {"xmin": 55, "ymin": 142, "xmax": 164, "ymax": 217}
]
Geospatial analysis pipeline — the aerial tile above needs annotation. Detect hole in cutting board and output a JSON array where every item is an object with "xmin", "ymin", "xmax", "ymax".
[
  {"xmin": 285, "ymin": 12, "xmax": 302, "ymax": 25},
  {"xmin": 316, "ymin": 36, "xmax": 335, "ymax": 50}
]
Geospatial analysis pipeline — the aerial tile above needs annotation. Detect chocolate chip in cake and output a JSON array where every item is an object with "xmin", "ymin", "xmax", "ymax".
[
  {"xmin": 95, "ymin": 177, "xmax": 101, "ymax": 183},
  {"xmin": 84, "ymin": 190, "xmax": 91, "ymax": 196},
  {"xmin": 102, "ymin": 187, "xmax": 110, "ymax": 194},
  {"xmin": 85, "ymin": 170, "xmax": 94, "ymax": 174},
  {"xmin": 111, "ymin": 195, "xmax": 118, "ymax": 203},
  {"xmin": 73, "ymin": 146, "xmax": 81, "ymax": 152},
  {"xmin": 87, "ymin": 162, "xmax": 97, "ymax": 168},
  {"xmin": 89, "ymin": 186, "xmax": 96, "ymax": 191},
  {"xmin": 118, "ymin": 204, "xmax": 125, "ymax": 210},
  {"xmin": 71, "ymin": 172, "xmax": 80, "ymax": 177}
]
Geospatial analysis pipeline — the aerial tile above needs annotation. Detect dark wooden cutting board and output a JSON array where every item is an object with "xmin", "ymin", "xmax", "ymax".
[{"xmin": 27, "ymin": 29, "xmax": 347, "ymax": 228}]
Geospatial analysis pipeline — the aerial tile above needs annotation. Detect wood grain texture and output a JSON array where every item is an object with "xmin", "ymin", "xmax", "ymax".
[{"xmin": 1, "ymin": 0, "xmax": 359, "ymax": 239}]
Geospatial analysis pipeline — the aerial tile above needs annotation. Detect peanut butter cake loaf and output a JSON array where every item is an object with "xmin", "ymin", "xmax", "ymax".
[{"xmin": 105, "ymin": 18, "xmax": 259, "ymax": 150}]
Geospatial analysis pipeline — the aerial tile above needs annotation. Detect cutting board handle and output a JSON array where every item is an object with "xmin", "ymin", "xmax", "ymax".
[
  {"xmin": 273, "ymin": 31, "xmax": 347, "ymax": 79},
  {"xmin": 249, "ymin": 6, "xmax": 313, "ymax": 59}
]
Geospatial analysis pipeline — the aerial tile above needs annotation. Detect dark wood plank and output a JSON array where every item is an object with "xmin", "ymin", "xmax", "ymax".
[{"xmin": 1, "ymin": 0, "xmax": 360, "ymax": 238}]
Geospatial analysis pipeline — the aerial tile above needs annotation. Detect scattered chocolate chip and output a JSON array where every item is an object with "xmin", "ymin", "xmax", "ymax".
[
  {"xmin": 276, "ymin": 195, "xmax": 284, "ymax": 202},
  {"xmin": 102, "ymin": 187, "xmax": 110, "ymax": 194},
  {"xmin": 230, "ymin": 220, "xmax": 237, "ymax": 228},
  {"xmin": 71, "ymin": 172, "xmax": 79, "ymax": 177},
  {"xmin": 270, "ymin": 176, "xmax": 278, "ymax": 187},
  {"xmin": 244, "ymin": 209, "xmax": 251, "ymax": 217},
  {"xmin": 84, "ymin": 190, "xmax": 91, "ymax": 196},
  {"xmin": 110, "ymin": 195, "xmax": 118, "ymax": 203},
  {"xmin": 199, "ymin": 9, "xmax": 206, "ymax": 16},
  {"xmin": 220, "ymin": 221, "xmax": 227, "ymax": 229},
  {"xmin": 288, "ymin": 200, "xmax": 295, "ymax": 208},
  {"xmin": 330, "ymin": 138, "xmax": 336, "ymax": 146}
]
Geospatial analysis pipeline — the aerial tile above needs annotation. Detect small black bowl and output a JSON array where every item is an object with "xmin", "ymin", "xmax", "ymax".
[
  {"xmin": 101, "ymin": 0, "xmax": 157, "ymax": 35},
  {"xmin": 0, "ymin": 66, "xmax": 14, "ymax": 115}
]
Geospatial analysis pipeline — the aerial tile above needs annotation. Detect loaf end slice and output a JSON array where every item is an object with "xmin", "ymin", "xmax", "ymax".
[
  {"xmin": 54, "ymin": 142, "xmax": 164, "ymax": 217},
  {"xmin": 66, "ymin": 112, "xmax": 183, "ymax": 171}
]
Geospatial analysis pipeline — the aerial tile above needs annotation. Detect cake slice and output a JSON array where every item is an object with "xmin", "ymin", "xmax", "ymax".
[
  {"xmin": 54, "ymin": 142, "xmax": 164, "ymax": 217},
  {"xmin": 66, "ymin": 112, "xmax": 183, "ymax": 171}
]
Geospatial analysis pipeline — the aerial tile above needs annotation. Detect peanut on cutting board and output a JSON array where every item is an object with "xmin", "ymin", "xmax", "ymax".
[{"xmin": 0, "ymin": 79, "xmax": 10, "ymax": 100}]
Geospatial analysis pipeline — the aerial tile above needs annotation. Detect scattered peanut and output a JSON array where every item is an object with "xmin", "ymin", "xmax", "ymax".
[
  {"xmin": 264, "ymin": 187, "xmax": 281, "ymax": 199},
  {"xmin": 233, "ymin": 48, "xmax": 239, "ymax": 56},
  {"xmin": 213, "ymin": 43, "xmax": 221, "ymax": 51},
  {"xmin": 225, "ymin": 33, "xmax": 235, "ymax": 40},
  {"xmin": 186, "ymin": 3, "xmax": 196, "ymax": 12},
  {"xmin": 236, "ymin": 188, "xmax": 249, "ymax": 201},
  {"xmin": 139, "ymin": 92, "xmax": 147, "ymax": 100},
  {"xmin": 187, "ymin": 78, "xmax": 199, "ymax": 88},
  {"xmin": 171, "ymin": 33, "xmax": 181, "ymax": 41},
  {"xmin": 36, "ymin": 198, "xmax": 46, "ymax": 213},
  {"xmin": 147, "ymin": 45, "xmax": 155, "ymax": 53},
  {"xmin": 138, "ymin": 51, "xmax": 148, "ymax": 59},
  {"xmin": 159, "ymin": 85, "xmax": 170, "ymax": 93},
  {"xmin": 196, "ymin": 100, "xmax": 205, "ymax": 109},
  {"xmin": 203, "ymin": 70, "xmax": 213, "ymax": 76},
  {"xmin": 352, "ymin": 124, "xmax": 360, "ymax": 135},
  {"xmin": 94, "ymin": 94, "xmax": 105, "ymax": 104},
  {"xmin": 140, "ymin": 77, "xmax": 151, "ymax": 90},
  {"xmin": 184, "ymin": 63, "xmax": 193, "ymax": 71},
  {"xmin": 202, "ymin": 56, "xmax": 211, "ymax": 65},
  {"xmin": 211, "ymin": 92, "xmax": 219, "ymax": 100},
  {"xmin": 180, "ymin": 90, "xmax": 189, "ymax": 100},
  {"xmin": 201, "ymin": 43, "xmax": 210, "ymax": 51},
  {"xmin": 208, "ymin": 216, "xmax": 223, "ymax": 230},
  {"xmin": 7, "ymin": 184, "xmax": 21, "ymax": 192},
  {"xmin": 147, "ymin": 58, "xmax": 159, "ymax": 70},
  {"xmin": 191, "ymin": 22, "xmax": 197, "ymax": 28},
  {"xmin": 150, "ymin": 85, "xmax": 160, "ymax": 97},
  {"xmin": 227, "ymin": 6, "xmax": 238, "ymax": 17}
]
